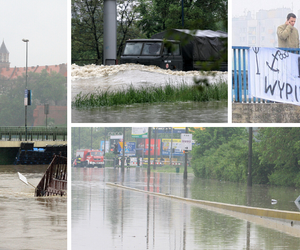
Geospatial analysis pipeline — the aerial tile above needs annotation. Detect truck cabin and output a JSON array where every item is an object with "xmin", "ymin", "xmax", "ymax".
[{"xmin": 120, "ymin": 39, "xmax": 183, "ymax": 71}]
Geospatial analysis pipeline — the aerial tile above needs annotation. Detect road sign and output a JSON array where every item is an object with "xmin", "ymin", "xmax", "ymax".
[{"xmin": 181, "ymin": 133, "xmax": 192, "ymax": 151}]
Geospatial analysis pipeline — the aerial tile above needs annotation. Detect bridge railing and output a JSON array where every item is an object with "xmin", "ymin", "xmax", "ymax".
[
  {"xmin": 232, "ymin": 46, "xmax": 300, "ymax": 103},
  {"xmin": 0, "ymin": 126, "xmax": 67, "ymax": 141}
]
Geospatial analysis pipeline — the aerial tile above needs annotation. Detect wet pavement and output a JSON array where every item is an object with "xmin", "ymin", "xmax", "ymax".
[{"xmin": 72, "ymin": 167, "xmax": 300, "ymax": 250}]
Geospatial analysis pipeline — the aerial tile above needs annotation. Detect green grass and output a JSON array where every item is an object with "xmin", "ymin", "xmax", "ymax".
[{"xmin": 72, "ymin": 81, "xmax": 227, "ymax": 108}]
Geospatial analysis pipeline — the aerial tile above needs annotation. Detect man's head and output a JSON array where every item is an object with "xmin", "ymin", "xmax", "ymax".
[{"xmin": 287, "ymin": 13, "xmax": 296, "ymax": 26}]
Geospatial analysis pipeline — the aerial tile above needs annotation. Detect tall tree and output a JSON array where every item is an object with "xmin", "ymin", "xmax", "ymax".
[
  {"xmin": 72, "ymin": 0, "xmax": 104, "ymax": 65},
  {"xmin": 257, "ymin": 128, "xmax": 300, "ymax": 187}
]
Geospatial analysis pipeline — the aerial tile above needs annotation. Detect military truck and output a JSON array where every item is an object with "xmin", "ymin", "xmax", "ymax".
[
  {"xmin": 120, "ymin": 39, "xmax": 183, "ymax": 70},
  {"xmin": 120, "ymin": 29, "xmax": 227, "ymax": 71}
]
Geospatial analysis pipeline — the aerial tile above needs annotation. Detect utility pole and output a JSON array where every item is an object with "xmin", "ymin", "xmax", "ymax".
[
  {"xmin": 170, "ymin": 127, "xmax": 173, "ymax": 166},
  {"xmin": 122, "ymin": 127, "xmax": 125, "ymax": 171},
  {"xmin": 147, "ymin": 127, "xmax": 151, "ymax": 176},
  {"xmin": 91, "ymin": 127, "xmax": 93, "ymax": 149},
  {"xmin": 183, "ymin": 127, "xmax": 188, "ymax": 180},
  {"xmin": 154, "ymin": 127, "xmax": 157, "ymax": 170},
  {"xmin": 247, "ymin": 127, "xmax": 253, "ymax": 187}
]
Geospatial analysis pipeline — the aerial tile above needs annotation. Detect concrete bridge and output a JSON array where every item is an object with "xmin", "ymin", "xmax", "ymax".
[
  {"xmin": 0, "ymin": 126, "xmax": 67, "ymax": 164},
  {"xmin": 0, "ymin": 126, "xmax": 67, "ymax": 147}
]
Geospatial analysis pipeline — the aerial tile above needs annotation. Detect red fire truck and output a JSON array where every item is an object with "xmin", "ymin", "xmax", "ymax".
[{"xmin": 74, "ymin": 149, "xmax": 104, "ymax": 168}]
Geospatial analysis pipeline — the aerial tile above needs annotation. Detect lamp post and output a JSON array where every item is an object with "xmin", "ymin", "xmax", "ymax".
[{"xmin": 22, "ymin": 39, "xmax": 29, "ymax": 141}]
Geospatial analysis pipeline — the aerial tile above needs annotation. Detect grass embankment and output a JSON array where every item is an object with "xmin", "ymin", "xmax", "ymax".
[{"xmin": 72, "ymin": 82, "xmax": 227, "ymax": 108}]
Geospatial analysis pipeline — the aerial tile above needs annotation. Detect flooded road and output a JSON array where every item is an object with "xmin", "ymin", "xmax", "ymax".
[
  {"xmin": 0, "ymin": 165, "xmax": 67, "ymax": 250},
  {"xmin": 71, "ymin": 64, "xmax": 228, "ymax": 123},
  {"xmin": 72, "ymin": 167, "xmax": 300, "ymax": 250},
  {"xmin": 72, "ymin": 100, "xmax": 227, "ymax": 123}
]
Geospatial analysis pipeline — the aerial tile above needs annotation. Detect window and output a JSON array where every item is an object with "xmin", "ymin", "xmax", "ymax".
[
  {"xmin": 123, "ymin": 42, "xmax": 143, "ymax": 55},
  {"xmin": 142, "ymin": 43, "xmax": 162, "ymax": 55}
]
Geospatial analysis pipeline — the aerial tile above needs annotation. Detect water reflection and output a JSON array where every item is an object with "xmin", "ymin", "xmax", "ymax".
[
  {"xmin": 72, "ymin": 100, "xmax": 228, "ymax": 123},
  {"xmin": 72, "ymin": 168, "xmax": 300, "ymax": 249}
]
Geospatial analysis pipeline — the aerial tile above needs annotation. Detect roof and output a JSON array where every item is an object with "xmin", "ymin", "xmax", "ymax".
[
  {"xmin": 126, "ymin": 39, "xmax": 180, "ymax": 43},
  {"xmin": 0, "ymin": 64, "xmax": 67, "ymax": 80},
  {"xmin": 0, "ymin": 41, "xmax": 9, "ymax": 54},
  {"xmin": 174, "ymin": 29, "xmax": 228, "ymax": 38}
]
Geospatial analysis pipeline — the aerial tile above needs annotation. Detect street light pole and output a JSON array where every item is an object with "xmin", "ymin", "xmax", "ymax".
[{"xmin": 22, "ymin": 39, "xmax": 29, "ymax": 141}]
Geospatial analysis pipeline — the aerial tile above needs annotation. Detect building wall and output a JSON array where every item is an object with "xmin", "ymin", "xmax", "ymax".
[
  {"xmin": 232, "ymin": 103, "xmax": 300, "ymax": 123},
  {"xmin": 232, "ymin": 8, "xmax": 298, "ymax": 47},
  {"xmin": 33, "ymin": 105, "xmax": 67, "ymax": 126}
]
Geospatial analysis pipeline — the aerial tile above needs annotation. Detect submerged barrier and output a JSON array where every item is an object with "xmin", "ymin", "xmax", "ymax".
[
  {"xmin": 35, "ymin": 155, "xmax": 67, "ymax": 197},
  {"xmin": 106, "ymin": 182, "xmax": 300, "ymax": 222}
]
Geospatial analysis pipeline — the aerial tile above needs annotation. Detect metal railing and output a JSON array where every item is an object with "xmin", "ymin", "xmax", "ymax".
[
  {"xmin": 232, "ymin": 46, "xmax": 300, "ymax": 103},
  {"xmin": 0, "ymin": 126, "xmax": 67, "ymax": 141},
  {"xmin": 35, "ymin": 154, "xmax": 67, "ymax": 197}
]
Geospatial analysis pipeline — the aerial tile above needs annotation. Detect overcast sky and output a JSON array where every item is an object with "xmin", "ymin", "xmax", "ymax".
[
  {"xmin": 232, "ymin": 0, "xmax": 300, "ymax": 19},
  {"xmin": 0, "ymin": 0, "xmax": 67, "ymax": 68}
]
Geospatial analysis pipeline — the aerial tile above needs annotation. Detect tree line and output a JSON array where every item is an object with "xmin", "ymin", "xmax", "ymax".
[
  {"xmin": 0, "ymin": 70, "xmax": 67, "ymax": 126},
  {"xmin": 72, "ymin": 0, "xmax": 227, "ymax": 65},
  {"xmin": 191, "ymin": 127, "xmax": 300, "ymax": 187}
]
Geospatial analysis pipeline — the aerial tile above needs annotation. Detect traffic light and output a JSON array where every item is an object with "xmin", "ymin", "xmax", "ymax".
[{"xmin": 113, "ymin": 143, "xmax": 118, "ymax": 154}]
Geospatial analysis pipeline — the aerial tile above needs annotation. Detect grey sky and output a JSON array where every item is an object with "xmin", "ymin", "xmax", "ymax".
[
  {"xmin": 232, "ymin": 0, "xmax": 300, "ymax": 18},
  {"xmin": 0, "ymin": 0, "xmax": 67, "ymax": 67}
]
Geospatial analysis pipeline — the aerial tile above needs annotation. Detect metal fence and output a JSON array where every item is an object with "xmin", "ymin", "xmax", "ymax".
[
  {"xmin": 232, "ymin": 46, "xmax": 300, "ymax": 103},
  {"xmin": 35, "ymin": 154, "xmax": 67, "ymax": 197},
  {"xmin": 0, "ymin": 126, "xmax": 67, "ymax": 141}
]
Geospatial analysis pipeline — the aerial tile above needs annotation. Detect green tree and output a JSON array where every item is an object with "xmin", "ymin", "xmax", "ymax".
[
  {"xmin": 137, "ymin": 0, "xmax": 228, "ymax": 38},
  {"xmin": 0, "ymin": 71, "xmax": 66, "ymax": 126},
  {"xmin": 191, "ymin": 128, "xmax": 247, "ymax": 181},
  {"xmin": 72, "ymin": 0, "xmax": 104, "ymax": 65},
  {"xmin": 257, "ymin": 128, "xmax": 300, "ymax": 187}
]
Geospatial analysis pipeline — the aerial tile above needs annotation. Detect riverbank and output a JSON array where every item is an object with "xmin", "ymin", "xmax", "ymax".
[{"xmin": 72, "ymin": 82, "xmax": 227, "ymax": 108}]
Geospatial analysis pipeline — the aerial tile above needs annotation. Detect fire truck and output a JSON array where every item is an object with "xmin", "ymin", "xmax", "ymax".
[{"xmin": 74, "ymin": 149, "xmax": 105, "ymax": 168}]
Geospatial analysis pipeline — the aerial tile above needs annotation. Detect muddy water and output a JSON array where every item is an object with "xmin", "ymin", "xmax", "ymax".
[
  {"xmin": 71, "ymin": 64, "xmax": 228, "ymax": 123},
  {"xmin": 0, "ymin": 165, "xmax": 67, "ymax": 250},
  {"xmin": 72, "ymin": 100, "xmax": 228, "ymax": 123},
  {"xmin": 72, "ymin": 167, "xmax": 300, "ymax": 250}
]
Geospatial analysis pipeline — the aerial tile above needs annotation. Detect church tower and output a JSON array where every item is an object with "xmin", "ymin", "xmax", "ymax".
[{"xmin": 0, "ymin": 40, "xmax": 10, "ymax": 68}]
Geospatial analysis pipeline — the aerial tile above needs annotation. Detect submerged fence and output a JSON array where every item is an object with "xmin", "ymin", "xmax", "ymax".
[
  {"xmin": 35, "ymin": 154, "xmax": 67, "ymax": 197},
  {"xmin": 232, "ymin": 46, "xmax": 300, "ymax": 103}
]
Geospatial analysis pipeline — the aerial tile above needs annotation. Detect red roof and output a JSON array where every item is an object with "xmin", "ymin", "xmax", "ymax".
[{"xmin": 0, "ymin": 63, "xmax": 67, "ymax": 79}]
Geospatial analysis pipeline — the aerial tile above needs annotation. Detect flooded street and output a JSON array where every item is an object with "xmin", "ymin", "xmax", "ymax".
[
  {"xmin": 0, "ymin": 165, "xmax": 67, "ymax": 250},
  {"xmin": 71, "ymin": 64, "xmax": 228, "ymax": 123},
  {"xmin": 72, "ymin": 100, "xmax": 227, "ymax": 123},
  {"xmin": 72, "ymin": 167, "xmax": 300, "ymax": 250}
]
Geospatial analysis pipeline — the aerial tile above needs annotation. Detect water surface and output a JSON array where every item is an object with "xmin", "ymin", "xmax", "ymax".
[
  {"xmin": 72, "ymin": 100, "xmax": 228, "ymax": 123},
  {"xmin": 72, "ymin": 167, "xmax": 300, "ymax": 250},
  {"xmin": 0, "ymin": 165, "xmax": 67, "ymax": 250}
]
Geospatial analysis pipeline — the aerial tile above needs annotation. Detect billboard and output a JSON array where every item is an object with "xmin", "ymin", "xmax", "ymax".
[
  {"xmin": 100, "ymin": 141, "xmax": 110, "ymax": 153},
  {"xmin": 144, "ymin": 139, "xmax": 161, "ymax": 156},
  {"xmin": 119, "ymin": 142, "xmax": 136, "ymax": 156},
  {"xmin": 132, "ymin": 127, "xmax": 148, "ymax": 138},
  {"xmin": 162, "ymin": 139, "xmax": 183, "ymax": 156}
]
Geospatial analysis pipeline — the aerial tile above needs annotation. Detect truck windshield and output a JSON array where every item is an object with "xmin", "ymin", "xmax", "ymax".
[
  {"xmin": 91, "ymin": 152, "xmax": 103, "ymax": 156},
  {"xmin": 141, "ymin": 43, "xmax": 162, "ymax": 55},
  {"xmin": 123, "ymin": 42, "xmax": 143, "ymax": 55}
]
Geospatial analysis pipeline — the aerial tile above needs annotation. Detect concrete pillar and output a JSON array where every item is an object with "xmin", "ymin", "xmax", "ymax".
[{"xmin": 103, "ymin": 0, "xmax": 117, "ymax": 65}]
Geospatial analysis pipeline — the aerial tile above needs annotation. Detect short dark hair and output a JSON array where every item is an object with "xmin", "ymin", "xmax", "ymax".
[{"xmin": 287, "ymin": 13, "xmax": 296, "ymax": 20}]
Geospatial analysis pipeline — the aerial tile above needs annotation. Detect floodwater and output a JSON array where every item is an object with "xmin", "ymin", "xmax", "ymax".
[
  {"xmin": 71, "ymin": 64, "xmax": 228, "ymax": 123},
  {"xmin": 72, "ymin": 100, "xmax": 227, "ymax": 123},
  {"xmin": 72, "ymin": 167, "xmax": 300, "ymax": 250},
  {"xmin": 0, "ymin": 165, "xmax": 67, "ymax": 250}
]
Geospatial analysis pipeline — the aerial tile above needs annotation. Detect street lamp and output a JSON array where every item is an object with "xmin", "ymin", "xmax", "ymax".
[{"xmin": 22, "ymin": 39, "xmax": 29, "ymax": 141}]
